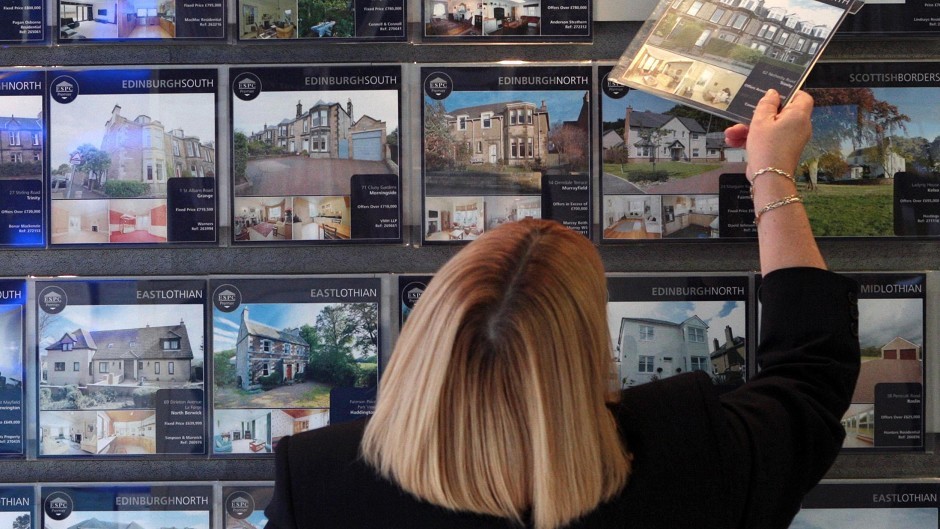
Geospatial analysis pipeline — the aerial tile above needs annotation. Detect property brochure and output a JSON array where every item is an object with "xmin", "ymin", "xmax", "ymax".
[
  {"xmin": 0, "ymin": 280, "xmax": 26, "ymax": 457},
  {"xmin": 599, "ymin": 65, "xmax": 741, "ymax": 241},
  {"xmin": 0, "ymin": 0, "xmax": 43, "ymax": 43},
  {"xmin": 0, "ymin": 71, "xmax": 44, "ymax": 248},
  {"xmin": 609, "ymin": 0, "xmax": 857, "ymax": 124},
  {"xmin": 221, "ymin": 483, "xmax": 273, "ymax": 529},
  {"xmin": 801, "ymin": 62, "xmax": 940, "ymax": 238},
  {"xmin": 231, "ymin": 65, "xmax": 401, "ymax": 244},
  {"xmin": 838, "ymin": 1, "xmax": 940, "ymax": 37},
  {"xmin": 41, "ymin": 484, "xmax": 212, "ymax": 529},
  {"xmin": 606, "ymin": 274, "xmax": 749, "ymax": 390},
  {"xmin": 791, "ymin": 481, "xmax": 940, "ymax": 528},
  {"xmin": 421, "ymin": 65, "xmax": 593, "ymax": 243},
  {"xmin": 57, "ymin": 1, "xmax": 225, "ymax": 42},
  {"xmin": 0, "ymin": 486, "xmax": 33, "ymax": 529},
  {"xmin": 35, "ymin": 278, "xmax": 208, "ymax": 458},
  {"xmin": 843, "ymin": 273, "xmax": 926, "ymax": 451},
  {"xmin": 397, "ymin": 275, "xmax": 433, "ymax": 329},
  {"xmin": 236, "ymin": 0, "xmax": 405, "ymax": 41},
  {"xmin": 48, "ymin": 68, "xmax": 218, "ymax": 246},
  {"xmin": 422, "ymin": 0, "xmax": 591, "ymax": 41},
  {"xmin": 210, "ymin": 277, "xmax": 380, "ymax": 456}
]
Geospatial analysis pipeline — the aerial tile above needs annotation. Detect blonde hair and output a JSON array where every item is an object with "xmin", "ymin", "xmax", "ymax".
[{"xmin": 362, "ymin": 219, "xmax": 631, "ymax": 529}]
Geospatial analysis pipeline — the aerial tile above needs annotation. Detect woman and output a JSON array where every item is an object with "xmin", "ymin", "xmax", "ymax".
[{"xmin": 264, "ymin": 89, "xmax": 860, "ymax": 529}]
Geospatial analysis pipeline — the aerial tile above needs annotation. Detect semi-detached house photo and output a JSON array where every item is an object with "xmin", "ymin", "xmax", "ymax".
[{"xmin": 0, "ymin": 98, "xmax": 43, "ymax": 182}]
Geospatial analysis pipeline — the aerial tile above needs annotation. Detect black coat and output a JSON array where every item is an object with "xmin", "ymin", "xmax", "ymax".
[{"xmin": 265, "ymin": 267, "xmax": 860, "ymax": 529}]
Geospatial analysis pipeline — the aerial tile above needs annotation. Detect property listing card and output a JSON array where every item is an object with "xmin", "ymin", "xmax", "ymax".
[
  {"xmin": 838, "ymin": 1, "xmax": 940, "ymax": 37},
  {"xmin": 57, "ymin": 1, "xmax": 225, "ymax": 42},
  {"xmin": 843, "ymin": 273, "xmax": 926, "ymax": 451},
  {"xmin": 421, "ymin": 65, "xmax": 593, "ymax": 243},
  {"xmin": 0, "ymin": 0, "xmax": 43, "ymax": 43},
  {"xmin": 236, "ymin": 0, "xmax": 405, "ymax": 41},
  {"xmin": 221, "ymin": 483, "xmax": 273, "ymax": 529},
  {"xmin": 397, "ymin": 274, "xmax": 433, "ymax": 330},
  {"xmin": 802, "ymin": 62, "xmax": 940, "ymax": 238},
  {"xmin": 0, "ymin": 280, "xmax": 26, "ymax": 457},
  {"xmin": 231, "ymin": 65, "xmax": 401, "ymax": 244},
  {"xmin": 0, "ymin": 71, "xmax": 44, "ymax": 248},
  {"xmin": 35, "ymin": 278, "xmax": 208, "ymax": 458},
  {"xmin": 48, "ymin": 68, "xmax": 218, "ymax": 246},
  {"xmin": 599, "ymin": 65, "xmax": 742, "ymax": 241},
  {"xmin": 606, "ymin": 274, "xmax": 749, "ymax": 390},
  {"xmin": 791, "ymin": 481, "xmax": 940, "ymax": 528},
  {"xmin": 0, "ymin": 486, "xmax": 33, "ymax": 528},
  {"xmin": 422, "ymin": 0, "xmax": 591, "ymax": 41},
  {"xmin": 210, "ymin": 277, "xmax": 381, "ymax": 456},
  {"xmin": 41, "ymin": 485, "xmax": 211, "ymax": 529}
]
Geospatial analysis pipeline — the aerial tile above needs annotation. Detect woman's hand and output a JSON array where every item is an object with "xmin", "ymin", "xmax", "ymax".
[{"xmin": 725, "ymin": 89, "xmax": 814, "ymax": 179}]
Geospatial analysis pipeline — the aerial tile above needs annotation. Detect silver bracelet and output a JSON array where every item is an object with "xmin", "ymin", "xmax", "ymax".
[
  {"xmin": 754, "ymin": 194, "xmax": 803, "ymax": 225},
  {"xmin": 749, "ymin": 166, "xmax": 796, "ymax": 202}
]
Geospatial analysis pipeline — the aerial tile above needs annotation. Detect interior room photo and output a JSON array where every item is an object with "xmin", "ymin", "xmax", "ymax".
[
  {"xmin": 292, "ymin": 196, "xmax": 351, "ymax": 241},
  {"xmin": 96, "ymin": 410, "xmax": 157, "ymax": 455},
  {"xmin": 50, "ymin": 200, "xmax": 110, "ymax": 245},
  {"xmin": 240, "ymin": 0, "xmax": 296, "ymax": 39},
  {"xmin": 425, "ymin": 196, "xmax": 485, "ymax": 241},
  {"xmin": 39, "ymin": 411, "xmax": 98, "ymax": 456},
  {"xmin": 60, "ymin": 1, "xmax": 177, "ymax": 40},
  {"xmin": 662, "ymin": 195, "xmax": 719, "ymax": 239},
  {"xmin": 213, "ymin": 408, "xmax": 329, "ymax": 454},
  {"xmin": 107, "ymin": 199, "xmax": 168, "ymax": 243},
  {"xmin": 603, "ymin": 195, "xmax": 663, "ymax": 240},
  {"xmin": 426, "ymin": 0, "xmax": 542, "ymax": 36},
  {"xmin": 233, "ymin": 197, "xmax": 294, "ymax": 241},
  {"xmin": 483, "ymin": 195, "xmax": 541, "ymax": 231}
]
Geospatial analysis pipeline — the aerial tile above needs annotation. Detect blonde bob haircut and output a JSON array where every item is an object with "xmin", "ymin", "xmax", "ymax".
[{"xmin": 362, "ymin": 219, "xmax": 631, "ymax": 529}]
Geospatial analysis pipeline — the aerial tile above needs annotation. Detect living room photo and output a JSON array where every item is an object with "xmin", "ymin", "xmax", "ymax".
[
  {"xmin": 60, "ymin": 0, "xmax": 178, "ymax": 39},
  {"xmin": 425, "ymin": 0, "xmax": 542, "ymax": 37}
]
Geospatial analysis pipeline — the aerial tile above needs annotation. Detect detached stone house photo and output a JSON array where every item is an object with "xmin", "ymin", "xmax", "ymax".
[
  {"xmin": 610, "ymin": 302, "xmax": 745, "ymax": 388},
  {"xmin": 233, "ymin": 307, "xmax": 308, "ymax": 391},
  {"xmin": 233, "ymin": 91, "xmax": 399, "ymax": 197}
]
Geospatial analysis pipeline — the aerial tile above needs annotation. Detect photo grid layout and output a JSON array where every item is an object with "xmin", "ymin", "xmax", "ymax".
[
  {"xmin": 0, "ymin": 280, "xmax": 26, "ymax": 457},
  {"xmin": 211, "ymin": 278, "xmax": 380, "ymax": 455},
  {"xmin": 48, "ymin": 69, "xmax": 218, "ymax": 246},
  {"xmin": 802, "ymin": 62, "xmax": 940, "ymax": 238},
  {"xmin": 222, "ymin": 484, "xmax": 273, "ymax": 529},
  {"xmin": 231, "ymin": 66, "xmax": 401, "ymax": 244},
  {"xmin": 57, "ymin": 1, "xmax": 224, "ymax": 41},
  {"xmin": 36, "ymin": 279, "xmax": 207, "ymax": 457},
  {"xmin": 0, "ymin": 71, "xmax": 44, "ymax": 247},
  {"xmin": 599, "ymin": 65, "xmax": 740, "ymax": 241},
  {"xmin": 611, "ymin": 0, "xmax": 851, "ymax": 123},
  {"xmin": 607, "ymin": 275, "xmax": 749, "ymax": 390},
  {"xmin": 237, "ymin": 0, "xmax": 404, "ymax": 40},
  {"xmin": 41, "ymin": 485, "xmax": 212, "ymax": 529},
  {"xmin": 421, "ymin": 66, "xmax": 593, "ymax": 243},
  {"xmin": 791, "ymin": 482, "xmax": 940, "ymax": 529},
  {"xmin": 422, "ymin": 0, "xmax": 591, "ymax": 40}
]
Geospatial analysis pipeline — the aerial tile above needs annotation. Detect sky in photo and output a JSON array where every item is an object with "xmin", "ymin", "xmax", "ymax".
[
  {"xmin": 430, "ymin": 90, "xmax": 588, "ymax": 125},
  {"xmin": 46, "ymin": 510, "xmax": 209, "ymax": 529},
  {"xmin": 39, "ymin": 304, "xmax": 204, "ymax": 360},
  {"xmin": 789, "ymin": 507, "xmax": 937, "ymax": 529},
  {"xmin": 213, "ymin": 302, "xmax": 337, "ymax": 351},
  {"xmin": 233, "ymin": 90, "xmax": 399, "ymax": 137},
  {"xmin": 0, "ymin": 96, "xmax": 42, "ymax": 120},
  {"xmin": 607, "ymin": 300, "xmax": 746, "ymax": 350},
  {"xmin": 762, "ymin": 0, "xmax": 847, "ymax": 29},
  {"xmin": 50, "ymin": 93, "xmax": 215, "ymax": 168},
  {"xmin": 0, "ymin": 306, "xmax": 23, "ymax": 378},
  {"xmin": 858, "ymin": 297, "xmax": 923, "ymax": 349}
]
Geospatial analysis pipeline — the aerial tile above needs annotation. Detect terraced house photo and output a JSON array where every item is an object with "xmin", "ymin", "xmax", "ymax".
[{"xmin": 0, "ymin": 98, "xmax": 43, "ymax": 181}]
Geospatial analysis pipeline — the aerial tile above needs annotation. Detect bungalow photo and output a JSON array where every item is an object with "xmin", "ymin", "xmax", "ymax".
[
  {"xmin": 232, "ymin": 90, "xmax": 399, "ymax": 198},
  {"xmin": 425, "ymin": 0, "xmax": 543, "ymax": 37},
  {"xmin": 799, "ymin": 85, "xmax": 940, "ymax": 237},
  {"xmin": 212, "ymin": 302, "xmax": 378, "ymax": 410},
  {"xmin": 601, "ymin": 76, "xmax": 743, "ymax": 197},
  {"xmin": 38, "ymin": 303, "xmax": 205, "ymax": 411},
  {"xmin": 212, "ymin": 407, "xmax": 329, "ymax": 455},
  {"xmin": 607, "ymin": 299, "xmax": 746, "ymax": 388},
  {"xmin": 0, "ymin": 96, "xmax": 43, "ymax": 181},
  {"xmin": 50, "ymin": 92, "xmax": 215, "ymax": 201},
  {"xmin": 423, "ymin": 90, "xmax": 590, "ymax": 196},
  {"xmin": 841, "ymin": 297, "xmax": 923, "ymax": 449}
]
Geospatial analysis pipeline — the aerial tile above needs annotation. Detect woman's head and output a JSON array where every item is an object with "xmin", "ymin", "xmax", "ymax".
[{"xmin": 362, "ymin": 219, "xmax": 630, "ymax": 529}]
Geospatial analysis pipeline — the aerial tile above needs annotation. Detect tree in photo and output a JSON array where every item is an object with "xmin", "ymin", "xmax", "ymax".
[
  {"xmin": 233, "ymin": 131, "xmax": 249, "ymax": 186},
  {"xmin": 12, "ymin": 514, "xmax": 29, "ymax": 529},
  {"xmin": 424, "ymin": 99, "xmax": 464, "ymax": 171},
  {"xmin": 549, "ymin": 123, "xmax": 589, "ymax": 171},
  {"xmin": 303, "ymin": 304, "xmax": 378, "ymax": 388},
  {"xmin": 637, "ymin": 127, "xmax": 674, "ymax": 174},
  {"xmin": 299, "ymin": 0, "xmax": 355, "ymax": 38},
  {"xmin": 69, "ymin": 143, "xmax": 112, "ymax": 197}
]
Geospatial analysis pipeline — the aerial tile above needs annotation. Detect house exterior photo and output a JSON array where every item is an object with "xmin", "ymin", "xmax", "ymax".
[
  {"xmin": 248, "ymin": 99, "xmax": 390, "ymax": 163},
  {"xmin": 234, "ymin": 308, "xmax": 308, "ymax": 390},
  {"xmin": 0, "ymin": 113, "xmax": 43, "ymax": 166},
  {"xmin": 845, "ymin": 146, "xmax": 906, "ymax": 179},
  {"xmin": 44, "ymin": 321, "xmax": 194, "ymax": 386},
  {"xmin": 663, "ymin": 0, "xmax": 831, "ymax": 67},
  {"xmin": 96, "ymin": 105, "xmax": 215, "ymax": 195},
  {"xmin": 616, "ymin": 314, "xmax": 712, "ymax": 387},
  {"xmin": 615, "ymin": 107, "xmax": 708, "ymax": 163},
  {"xmin": 447, "ymin": 100, "xmax": 551, "ymax": 166}
]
